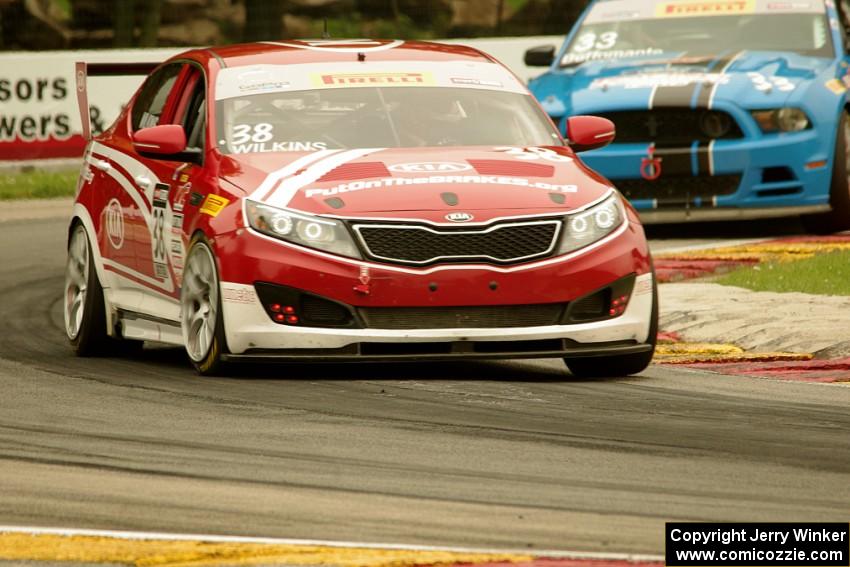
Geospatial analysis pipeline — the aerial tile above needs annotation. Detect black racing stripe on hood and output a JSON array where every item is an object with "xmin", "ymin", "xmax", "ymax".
[{"xmin": 696, "ymin": 51, "xmax": 743, "ymax": 108}]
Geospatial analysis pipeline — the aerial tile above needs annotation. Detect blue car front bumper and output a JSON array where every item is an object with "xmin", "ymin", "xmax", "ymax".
[{"xmin": 579, "ymin": 114, "xmax": 835, "ymax": 223}]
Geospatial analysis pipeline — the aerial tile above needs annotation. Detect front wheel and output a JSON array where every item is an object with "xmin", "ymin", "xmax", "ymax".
[
  {"xmin": 181, "ymin": 236, "xmax": 228, "ymax": 376},
  {"xmin": 801, "ymin": 112, "xmax": 850, "ymax": 234},
  {"xmin": 564, "ymin": 273, "xmax": 658, "ymax": 378}
]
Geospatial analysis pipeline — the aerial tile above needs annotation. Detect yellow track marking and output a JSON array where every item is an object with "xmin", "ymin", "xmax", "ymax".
[
  {"xmin": 0, "ymin": 533, "xmax": 533, "ymax": 567},
  {"xmin": 657, "ymin": 241, "xmax": 850, "ymax": 264}
]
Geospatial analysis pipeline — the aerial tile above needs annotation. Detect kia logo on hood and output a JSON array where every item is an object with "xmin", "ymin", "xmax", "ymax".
[
  {"xmin": 389, "ymin": 162, "xmax": 472, "ymax": 173},
  {"xmin": 445, "ymin": 212, "xmax": 474, "ymax": 223}
]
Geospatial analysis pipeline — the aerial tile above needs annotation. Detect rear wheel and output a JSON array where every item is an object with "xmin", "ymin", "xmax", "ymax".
[
  {"xmin": 65, "ymin": 222, "xmax": 144, "ymax": 356},
  {"xmin": 181, "ymin": 236, "xmax": 228, "ymax": 376},
  {"xmin": 564, "ymin": 272, "xmax": 658, "ymax": 378},
  {"xmin": 65, "ymin": 223, "xmax": 109, "ymax": 355},
  {"xmin": 801, "ymin": 112, "xmax": 850, "ymax": 234}
]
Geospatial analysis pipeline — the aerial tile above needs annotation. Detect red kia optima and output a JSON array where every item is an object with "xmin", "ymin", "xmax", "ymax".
[{"xmin": 66, "ymin": 39, "xmax": 658, "ymax": 376}]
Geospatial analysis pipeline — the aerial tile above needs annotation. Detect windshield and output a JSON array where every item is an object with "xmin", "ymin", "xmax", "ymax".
[
  {"xmin": 562, "ymin": 10, "xmax": 833, "ymax": 66},
  {"xmin": 215, "ymin": 87, "xmax": 562, "ymax": 154}
]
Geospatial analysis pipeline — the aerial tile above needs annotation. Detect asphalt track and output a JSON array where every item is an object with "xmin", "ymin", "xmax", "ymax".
[{"xmin": 0, "ymin": 215, "xmax": 849, "ymax": 555}]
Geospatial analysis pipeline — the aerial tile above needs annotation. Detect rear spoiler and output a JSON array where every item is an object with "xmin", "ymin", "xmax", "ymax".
[{"xmin": 75, "ymin": 62, "xmax": 160, "ymax": 140}]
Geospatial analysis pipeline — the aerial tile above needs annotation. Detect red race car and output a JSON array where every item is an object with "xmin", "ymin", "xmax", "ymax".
[{"xmin": 66, "ymin": 39, "xmax": 657, "ymax": 377}]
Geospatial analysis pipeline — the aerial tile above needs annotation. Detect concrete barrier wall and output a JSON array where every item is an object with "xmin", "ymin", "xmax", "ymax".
[{"xmin": 0, "ymin": 36, "xmax": 563, "ymax": 162}]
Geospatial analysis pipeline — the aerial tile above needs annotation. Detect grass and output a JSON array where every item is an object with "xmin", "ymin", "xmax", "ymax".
[
  {"xmin": 716, "ymin": 250, "xmax": 850, "ymax": 296},
  {"xmin": 0, "ymin": 170, "xmax": 79, "ymax": 200}
]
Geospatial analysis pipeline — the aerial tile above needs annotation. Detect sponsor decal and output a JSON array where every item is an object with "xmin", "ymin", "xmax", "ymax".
[
  {"xmin": 592, "ymin": 72, "xmax": 730, "ymax": 90},
  {"xmin": 635, "ymin": 278, "xmax": 653, "ymax": 295},
  {"xmin": 494, "ymin": 146, "xmax": 573, "ymax": 163},
  {"xmin": 767, "ymin": 1, "xmax": 815, "ymax": 9},
  {"xmin": 353, "ymin": 265, "xmax": 371, "ymax": 295},
  {"xmin": 171, "ymin": 162, "xmax": 191, "ymax": 181},
  {"xmin": 450, "ymin": 77, "xmax": 503, "ymax": 88},
  {"xmin": 170, "ymin": 213, "xmax": 185, "ymax": 284},
  {"xmin": 151, "ymin": 183, "xmax": 170, "ymax": 280},
  {"xmin": 748, "ymin": 72, "xmax": 796, "ymax": 92},
  {"xmin": 173, "ymin": 182, "xmax": 191, "ymax": 212},
  {"xmin": 239, "ymin": 80, "xmax": 290, "ymax": 93},
  {"xmin": 825, "ymin": 78, "xmax": 847, "ymax": 95},
  {"xmin": 200, "ymin": 194, "xmax": 230, "ymax": 217},
  {"xmin": 388, "ymin": 162, "xmax": 471, "ymax": 173},
  {"xmin": 304, "ymin": 175, "xmax": 578, "ymax": 198},
  {"xmin": 445, "ymin": 212, "xmax": 474, "ymax": 223},
  {"xmin": 656, "ymin": 0, "xmax": 755, "ymax": 17},
  {"xmin": 640, "ymin": 144, "xmax": 663, "ymax": 181},
  {"xmin": 313, "ymin": 72, "xmax": 434, "ymax": 87},
  {"xmin": 221, "ymin": 285, "xmax": 258, "ymax": 304},
  {"xmin": 152, "ymin": 182, "xmax": 170, "ymax": 207},
  {"xmin": 230, "ymin": 141, "xmax": 328, "ymax": 154},
  {"xmin": 561, "ymin": 48, "xmax": 663, "ymax": 66},
  {"xmin": 105, "ymin": 198, "xmax": 124, "ymax": 249}
]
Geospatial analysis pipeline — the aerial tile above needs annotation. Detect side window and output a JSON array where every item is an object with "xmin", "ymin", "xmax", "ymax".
[
  {"xmin": 131, "ymin": 64, "xmax": 182, "ymax": 131},
  {"xmin": 181, "ymin": 77, "xmax": 206, "ymax": 151}
]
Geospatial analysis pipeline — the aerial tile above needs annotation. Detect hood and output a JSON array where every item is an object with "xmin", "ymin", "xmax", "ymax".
[
  {"xmin": 533, "ymin": 51, "xmax": 834, "ymax": 116},
  {"xmin": 221, "ymin": 146, "xmax": 613, "ymax": 220}
]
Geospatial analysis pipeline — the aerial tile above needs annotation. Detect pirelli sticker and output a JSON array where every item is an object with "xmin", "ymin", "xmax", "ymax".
[
  {"xmin": 200, "ymin": 194, "xmax": 230, "ymax": 217},
  {"xmin": 312, "ymin": 72, "xmax": 435, "ymax": 88},
  {"xmin": 657, "ymin": 0, "xmax": 755, "ymax": 17}
]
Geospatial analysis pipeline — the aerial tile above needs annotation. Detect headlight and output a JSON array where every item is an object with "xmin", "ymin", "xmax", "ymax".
[
  {"xmin": 751, "ymin": 108, "xmax": 810, "ymax": 133},
  {"xmin": 558, "ymin": 193, "xmax": 624, "ymax": 255},
  {"xmin": 245, "ymin": 200, "xmax": 361, "ymax": 259}
]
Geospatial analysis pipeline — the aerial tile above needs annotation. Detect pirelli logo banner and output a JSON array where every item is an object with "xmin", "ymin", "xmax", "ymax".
[
  {"xmin": 313, "ymin": 72, "xmax": 435, "ymax": 87},
  {"xmin": 657, "ymin": 0, "xmax": 755, "ymax": 16}
]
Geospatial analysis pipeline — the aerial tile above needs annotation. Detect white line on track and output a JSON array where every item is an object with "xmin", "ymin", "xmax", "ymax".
[
  {"xmin": 650, "ymin": 237, "xmax": 772, "ymax": 255},
  {"xmin": 0, "ymin": 525, "xmax": 664, "ymax": 562}
]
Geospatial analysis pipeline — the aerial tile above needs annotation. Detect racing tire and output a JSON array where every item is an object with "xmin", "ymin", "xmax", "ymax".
[
  {"xmin": 801, "ymin": 112, "xmax": 850, "ymax": 234},
  {"xmin": 65, "ymin": 223, "xmax": 110, "ymax": 356},
  {"xmin": 564, "ymin": 270, "xmax": 658, "ymax": 378},
  {"xmin": 181, "ymin": 235, "xmax": 229, "ymax": 376},
  {"xmin": 65, "ymin": 222, "xmax": 144, "ymax": 356}
]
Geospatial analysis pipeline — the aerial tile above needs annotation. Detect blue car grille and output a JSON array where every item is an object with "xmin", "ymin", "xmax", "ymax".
[
  {"xmin": 615, "ymin": 175, "xmax": 742, "ymax": 204},
  {"xmin": 597, "ymin": 108, "xmax": 744, "ymax": 145}
]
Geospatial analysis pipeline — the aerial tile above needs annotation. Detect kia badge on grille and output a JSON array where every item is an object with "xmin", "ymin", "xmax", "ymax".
[{"xmin": 445, "ymin": 212, "xmax": 474, "ymax": 223}]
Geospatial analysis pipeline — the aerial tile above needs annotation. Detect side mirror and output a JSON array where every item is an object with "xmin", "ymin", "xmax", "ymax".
[
  {"xmin": 524, "ymin": 45, "xmax": 556, "ymax": 67},
  {"xmin": 133, "ymin": 124, "xmax": 187, "ymax": 156},
  {"xmin": 566, "ymin": 115, "xmax": 616, "ymax": 152}
]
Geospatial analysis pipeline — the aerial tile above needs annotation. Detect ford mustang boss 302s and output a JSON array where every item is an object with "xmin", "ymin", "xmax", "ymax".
[
  {"xmin": 526, "ymin": 0, "xmax": 850, "ymax": 232},
  {"xmin": 67, "ymin": 39, "xmax": 657, "ymax": 377}
]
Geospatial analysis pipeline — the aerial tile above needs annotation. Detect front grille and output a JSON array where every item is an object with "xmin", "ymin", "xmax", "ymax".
[
  {"xmin": 358, "ymin": 304, "xmax": 567, "ymax": 330},
  {"xmin": 615, "ymin": 175, "xmax": 741, "ymax": 203},
  {"xmin": 596, "ymin": 108, "xmax": 744, "ymax": 144},
  {"xmin": 353, "ymin": 220, "xmax": 560, "ymax": 265}
]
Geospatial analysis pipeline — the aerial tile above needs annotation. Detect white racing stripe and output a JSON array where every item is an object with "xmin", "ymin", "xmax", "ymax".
[
  {"xmin": 251, "ymin": 149, "xmax": 342, "ymax": 202},
  {"xmin": 0, "ymin": 525, "xmax": 664, "ymax": 561},
  {"xmin": 264, "ymin": 147, "xmax": 385, "ymax": 207}
]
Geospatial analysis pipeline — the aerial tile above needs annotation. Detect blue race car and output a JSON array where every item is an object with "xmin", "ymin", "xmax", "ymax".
[{"xmin": 526, "ymin": 0, "xmax": 850, "ymax": 232}]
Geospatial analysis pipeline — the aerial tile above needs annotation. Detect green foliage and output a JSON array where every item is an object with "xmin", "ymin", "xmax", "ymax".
[
  {"xmin": 716, "ymin": 251, "xmax": 850, "ymax": 296},
  {"xmin": 0, "ymin": 170, "xmax": 78, "ymax": 200}
]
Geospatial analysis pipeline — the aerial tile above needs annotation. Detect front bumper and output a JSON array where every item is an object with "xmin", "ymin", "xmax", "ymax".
[{"xmin": 215, "ymin": 222, "xmax": 654, "ymax": 358}]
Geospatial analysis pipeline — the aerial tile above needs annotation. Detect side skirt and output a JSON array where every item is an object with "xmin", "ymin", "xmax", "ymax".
[{"xmin": 117, "ymin": 309, "xmax": 183, "ymax": 346}]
